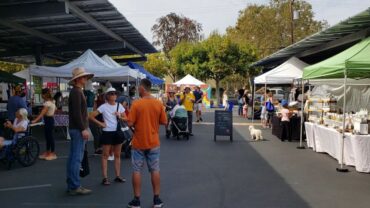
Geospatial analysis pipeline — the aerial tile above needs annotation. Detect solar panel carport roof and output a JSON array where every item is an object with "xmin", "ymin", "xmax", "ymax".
[{"xmin": 0, "ymin": 0, "xmax": 156, "ymax": 62}]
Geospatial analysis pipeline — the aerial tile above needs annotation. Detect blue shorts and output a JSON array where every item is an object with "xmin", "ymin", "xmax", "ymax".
[{"xmin": 131, "ymin": 147, "xmax": 160, "ymax": 172}]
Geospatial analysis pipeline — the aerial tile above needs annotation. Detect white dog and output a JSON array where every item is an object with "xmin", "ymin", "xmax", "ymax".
[{"xmin": 249, "ymin": 125, "xmax": 263, "ymax": 141}]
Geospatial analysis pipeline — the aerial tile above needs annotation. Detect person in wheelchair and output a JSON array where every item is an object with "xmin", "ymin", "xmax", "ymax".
[
  {"xmin": 168, "ymin": 100, "xmax": 188, "ymax": 138},
  {"xmin": 0, "ymin": 108, "xmax": 29, "ymax": 149},
  {"xmin": 170, "ymin": 100, "xmax": 187, "ymax": 119}
]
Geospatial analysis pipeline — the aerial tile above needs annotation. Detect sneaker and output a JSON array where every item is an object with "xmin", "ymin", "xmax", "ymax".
[
  {"xmin": 127, "ymin": 198, "xmax": 141, "ymax": 208},
  {"xmin": 153, "ymin": 197, "xmax": 164, "ymax": 208},
  {"xmin": 67, "ymin": 187, "xmax": 92, "ymax": 196},
  {"xmin": 199, "ymin": 117, "xmax": 203, "ymax": 121},
  {"xmin": 108, "ymin": 155, "xmax": 114, "ymax": 161},
  {"xmin": 38, "ymin": 151, "xmax": 49, "ymax": 160},
  {"xmin": 45, "ymin": 153, "xmax": 57, "ymax": 161}
]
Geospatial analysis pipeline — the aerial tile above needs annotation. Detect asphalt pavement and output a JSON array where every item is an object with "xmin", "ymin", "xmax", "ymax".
[{"xmin": 1, "ymin": 110, "xmax": 370, "ymax": 208}]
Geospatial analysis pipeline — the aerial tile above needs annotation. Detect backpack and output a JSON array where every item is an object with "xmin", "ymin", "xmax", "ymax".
[{"xmin": 266, "ymin": 100, "xmax": 275, "ymax": 112}]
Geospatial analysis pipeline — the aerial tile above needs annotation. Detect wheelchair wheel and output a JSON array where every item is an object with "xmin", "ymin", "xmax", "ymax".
[{"xmin": 16, "ymin": 136, "xmax": 40, "ymax": 167}]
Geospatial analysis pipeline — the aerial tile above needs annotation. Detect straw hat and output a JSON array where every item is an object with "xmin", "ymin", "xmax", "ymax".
[{"xmin": 68, "ymin": 67, "xmax": 94, "ymax": 85}]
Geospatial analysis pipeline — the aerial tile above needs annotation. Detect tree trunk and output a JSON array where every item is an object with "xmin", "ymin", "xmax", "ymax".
[{"xmin": 215, "ymin": 78, "xmax": 220, "ymax": 106}]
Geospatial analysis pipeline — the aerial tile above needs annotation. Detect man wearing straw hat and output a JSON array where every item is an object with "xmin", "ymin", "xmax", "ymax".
[{"xmin": 66, "ymin": 67, "xmax": 94, "ymax": 196}]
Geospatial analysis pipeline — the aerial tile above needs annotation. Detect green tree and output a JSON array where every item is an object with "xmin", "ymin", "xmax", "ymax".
[
  {"xmin": 206, "ymin": 34, "xmax": 258, "ymax": 104},
  {"xmin": 143, "ymin": 53, "xmax": 170, "ymax": 79},
  {"xmin": 152, "ymin": 13, "xmax": 203, "ymax": 55},
  {"xmin": 227, "ymin": 0, "xmax": 328, "ymax": 58}
]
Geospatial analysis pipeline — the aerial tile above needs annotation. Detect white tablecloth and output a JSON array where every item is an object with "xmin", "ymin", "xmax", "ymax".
[
  {"xmin": 349, "ymin": 135, "xmax": 370, "ymax": 172},
  {"xmin": 305, "ymin": 122, "xmax": 316, "ymax": 150},
  {"xmin": 305, "ymin": 123, "xmax": 370, "ymax": 173}
]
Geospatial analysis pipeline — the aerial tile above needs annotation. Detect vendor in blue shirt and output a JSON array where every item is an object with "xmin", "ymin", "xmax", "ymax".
[{"xmin": 7, "ymin": 85, "xmax": 28, "ymax": 122}]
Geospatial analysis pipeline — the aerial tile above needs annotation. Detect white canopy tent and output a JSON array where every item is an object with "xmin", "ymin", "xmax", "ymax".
[
  {"xmin": 22, "ymin": 49, "xmax": 145, "ymax": 82},
  {"xmin": 101, "ymin": 54, "xmax": 122, "ymax": 68},
  {"xmin": 174, "ymin": 74, "xmax": 205, "ymax": 86},
  {"xmin": 252, "ymin": 57, "xmax": 308, "ymax": 122},
  {"xmin": 254, "ymin": 57, "xmax": 308, "ymax": 84}
]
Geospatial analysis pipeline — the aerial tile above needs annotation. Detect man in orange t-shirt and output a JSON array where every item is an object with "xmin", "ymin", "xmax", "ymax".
[{"xmin": 126, "ymin": 79, "xmax": 167, "ymax": 208}]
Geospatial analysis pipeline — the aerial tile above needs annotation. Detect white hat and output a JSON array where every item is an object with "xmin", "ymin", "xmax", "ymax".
[
  {"xmin": 105, "ymin": 87, "xmax": 117, "ymax": 94},
  {"xmin": 68, "ymin": 67, "xmax": 94, "ymax": 85}
]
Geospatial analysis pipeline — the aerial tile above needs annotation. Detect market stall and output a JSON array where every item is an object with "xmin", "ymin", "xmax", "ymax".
[
  {"xmin": 13, "ymin": 50, "xmax": 145, "ymax": 138},
  {"xmin": 253, "ymin": 57, "xmax": 308, "ymax": 139},
  {"xmin": 170, "ymin": 74, "xmax": 211, "ymax": 108},
  {"xmin": 0, "ymin": 70, "xmax": 26, "ymax": 133},
  {"xmin": 27, "ymin": 49, "xmax": 144, "ymax": 82},
  {"xmin": 302, "ymin": 37, "xmax": 370, "ymax": 172}
]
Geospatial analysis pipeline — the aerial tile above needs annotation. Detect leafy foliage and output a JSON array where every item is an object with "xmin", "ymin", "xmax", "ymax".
[
  {"xmin": 143, "ymin": 53, "xmax": 170, "ymax": 79},
  {"xmin": 227, "ymin": 0, "xmax": 328, "ymax": 58},
  {"xmin": 168, "ymin": 33, "xmax": 257, "ymax": 104},
  {"xmin": 152, "ymin": 12, "xmax": 203, "ymax": 55}
]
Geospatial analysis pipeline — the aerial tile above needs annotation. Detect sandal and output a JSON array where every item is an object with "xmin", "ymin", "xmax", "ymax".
[
  {"xmin": 114, "ymin": 176, "xmax": 126, "ymax": 183},
  {"xmin": 101, "ymin": 178, "xmax": 111, "ymax": 185}
]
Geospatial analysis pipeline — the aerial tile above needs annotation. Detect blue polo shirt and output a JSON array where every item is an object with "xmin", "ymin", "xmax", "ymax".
[
  {"xmin": 7, "ymin": 95, "xmax": 27, "ymax": 121},
  {"xmin": 193, "ymin": 90, "xmax": 203, "ymax": 103}
]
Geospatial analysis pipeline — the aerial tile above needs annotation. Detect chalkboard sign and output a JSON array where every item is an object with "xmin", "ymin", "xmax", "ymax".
[{"xmin": 214, "ymin": 110, "xmax": 233, "ymax": 142}]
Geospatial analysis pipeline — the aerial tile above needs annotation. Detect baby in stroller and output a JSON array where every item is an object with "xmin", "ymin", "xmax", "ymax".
[
  {"xmin": 167, "ymin": 101, "xmax": 189, "ymax": 140},
  {"xmin": 0, "ymin": 108, "xmax": 29, "ymax": 149}
]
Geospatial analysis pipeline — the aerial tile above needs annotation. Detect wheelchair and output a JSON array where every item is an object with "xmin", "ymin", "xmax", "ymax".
[{"xmin": 0, "ymin": 124, "xmax": 40, "ymax": 169}]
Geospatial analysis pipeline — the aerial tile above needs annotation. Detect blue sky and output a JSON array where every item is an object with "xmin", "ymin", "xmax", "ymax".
[{"xmin": 110, "ymin": 0, "xmax": 370, "ymax": 44}]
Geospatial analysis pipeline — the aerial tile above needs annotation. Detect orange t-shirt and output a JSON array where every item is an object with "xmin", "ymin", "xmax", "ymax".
[{"xmin": 128, "ymin": 97, "xmax": 167, "ymax": 150}]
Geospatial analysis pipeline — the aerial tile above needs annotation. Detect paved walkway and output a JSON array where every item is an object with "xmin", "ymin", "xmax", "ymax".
[{"xmin": 0, "ymin": 111, "xmax": 370, "ymax": 208}]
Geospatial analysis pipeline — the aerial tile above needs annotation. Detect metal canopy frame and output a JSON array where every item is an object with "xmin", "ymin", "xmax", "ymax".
[
  {"xmin": 252, "ymin": 7, "xmax": 370, "ymax": 69},
  {"xmin": 0, "ymin": 0, "xmax": 156, "ymax": 62}
]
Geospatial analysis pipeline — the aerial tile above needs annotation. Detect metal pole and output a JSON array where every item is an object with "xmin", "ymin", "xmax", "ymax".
[
  {"xmin": 252, "ymin": 83, "xmax": 256, "ymax": 123},
  {"xmin": 337, "ymin": 71, "xmax": 349, "ymax": 172},
  {"xmin": 297, "ymin": 78, "xmax": 305, "ymax": 149},
  {"xmin": 127, "ymin": 71, "xmax": 129, "ymax": 96}
]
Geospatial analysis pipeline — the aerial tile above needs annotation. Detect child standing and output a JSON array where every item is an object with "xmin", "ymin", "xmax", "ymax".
[{"xmin": 243, "ymin": 104, "xmax": 248, "ymax": 118}]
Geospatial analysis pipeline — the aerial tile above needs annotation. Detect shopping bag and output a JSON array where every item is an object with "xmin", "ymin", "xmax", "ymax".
[{"xmin": 79, "ymin": 150, "xmax": 90, "ymax": 177}]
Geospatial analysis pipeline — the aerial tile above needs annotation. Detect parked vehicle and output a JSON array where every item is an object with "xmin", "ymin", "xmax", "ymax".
[{"xmin": 269, "ymin": 88, "xmax": 285, "ymax": 101}]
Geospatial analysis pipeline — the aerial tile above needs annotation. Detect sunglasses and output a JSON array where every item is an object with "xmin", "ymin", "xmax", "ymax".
[{"xmin": 107, "ymin": 92, "xmax": 117, "ymax": 96}]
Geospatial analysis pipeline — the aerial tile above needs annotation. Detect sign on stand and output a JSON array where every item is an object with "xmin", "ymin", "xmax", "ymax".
[{"xmin": 214, "ymin": 110, "xmax": 233, "ymax": 142}]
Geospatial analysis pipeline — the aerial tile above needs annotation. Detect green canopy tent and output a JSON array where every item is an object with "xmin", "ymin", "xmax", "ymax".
[
  {"xmin": 0, "ymin": 70, "xmax": 25, "ymax": 84},
  {"xmin": 303, "ymin": 36, "xmax": 370, "ymax": 79},
  {"xmin": 301, "ymin": 37, "xmax": 370, "ymax": 172}
]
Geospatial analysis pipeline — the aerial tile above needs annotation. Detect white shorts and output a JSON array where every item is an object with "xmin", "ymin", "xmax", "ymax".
[
  {"xmin": 194, "ymin": 103, "xmax": 202, "ymax": 111},
  {"xmin": 260, "ymin": 106, "xmax": 267, "ymax": 120}
]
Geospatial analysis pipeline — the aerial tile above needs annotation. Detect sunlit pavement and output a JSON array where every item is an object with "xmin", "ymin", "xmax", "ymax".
[{"xmin": 1, "ymin": 111, "xmax": 370, "ymax": 208}]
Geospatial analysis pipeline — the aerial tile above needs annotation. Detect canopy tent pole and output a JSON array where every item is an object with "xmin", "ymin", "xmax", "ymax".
[
  {"xmin": 126, "ymin": 74, "xmax": 129, "ymax": 96},
  {"xmin": 28, "ymin": 67, "xmax": 33, "ymax": 110},
  {"xmin": 337, "ymin": 70, "xmax": 349, "ymax": 172},
  {"xmin": 297, "ymin": 78, "xmax": 306, "ymax": 149},
  {"xmin": 252, "ymin": 83, "xmax": 256, "ymax": 123},
  {"xmin": 136, "ymin": 70, "xmax": 139, "ymax": 98}
]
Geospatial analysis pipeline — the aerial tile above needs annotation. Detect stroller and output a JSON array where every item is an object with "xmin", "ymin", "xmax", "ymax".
[{"xmin": 166, "ymin": 105, "xmax": 189, "ymax": 140}]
